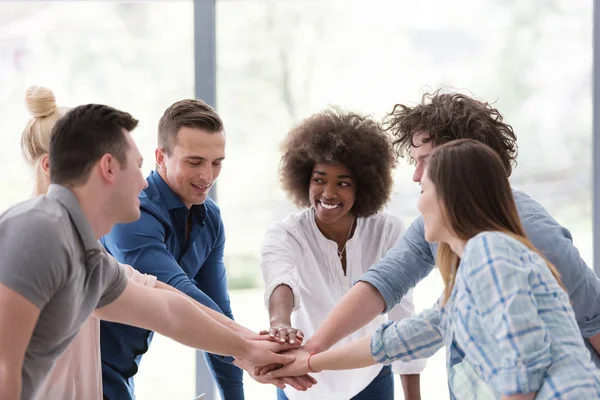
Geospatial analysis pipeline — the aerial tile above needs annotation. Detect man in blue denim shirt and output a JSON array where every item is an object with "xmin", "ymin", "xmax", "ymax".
[
  {"xmin": 301, "ymin": 91, "xmax": 600, "ymax": 370},
  {"xmin": 100, "ymin": 99, "xmax": 245, "ymax": 399}
]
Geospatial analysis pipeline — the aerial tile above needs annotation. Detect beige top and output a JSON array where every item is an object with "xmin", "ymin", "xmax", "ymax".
[{"xmin": 36, "ymin": 264, "xmax": 157, "ymax": 400}]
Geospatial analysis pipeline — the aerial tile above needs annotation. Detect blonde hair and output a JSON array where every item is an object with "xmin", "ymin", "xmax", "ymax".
[{"xmin": 21, "ymin": 86, "xmax": 68, "ymax": 166}]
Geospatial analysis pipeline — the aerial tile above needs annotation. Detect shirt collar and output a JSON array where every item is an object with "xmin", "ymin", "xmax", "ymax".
[
  {"xmin": 47, "ymin": 184, "xmax": 99, "ymax": 252},
  {"xmin": 149, "ymin": 170, "xmax": 187, "ymax": 210},
  {"xmin": 148, "ymin": 170, "xmax": 207, "ymax": 221},
  {"xmin": 308, "ymin": 207, "xmax": 361, "ymax": 245}
]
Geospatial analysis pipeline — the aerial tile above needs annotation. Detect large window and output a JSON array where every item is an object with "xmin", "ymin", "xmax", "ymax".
[
  {"xmin": 0, "ymin": 0, "xmax": 594, "ymax": 399},
  {"xmin": 216, "ymin": 1, "xmax": 593, "ymax": 398},
  {"xmin": 0, "ymin": 1, "xmax": 198, "ymax": 399}
]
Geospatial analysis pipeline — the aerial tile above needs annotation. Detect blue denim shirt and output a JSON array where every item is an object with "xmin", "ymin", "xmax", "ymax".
[
  {"xmin": 361, "ymin": 189, "xmax": 600, "ymax": 366},
  {"xmin": 100, "ymin": 171, "xmax": 243, "ymax": 400},
  {"xmin": 371, "ymin": 232, "xmax": 600, "ymax": 399}
]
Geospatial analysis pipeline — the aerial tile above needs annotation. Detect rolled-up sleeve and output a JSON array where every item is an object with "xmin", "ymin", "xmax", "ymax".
[
  {"xmin": 387, "ymin": 289, "xmax": 428, "ymax": 374},
  {"xmin": 380, "ymin": 213, "xmax": 427, "ymax": 374},
  {"xmin": 463, "ymin": 233, "xmax": 552, "ymax": 395},
  {"xmin": 371, "ymin": 306, "xmax": 444, "ymax": 365},
  {"xmin": 359, "ymin": 216, "xmax": 436, "ymax": 314},
  {"xmin": 260, "ymin": 221, "xmax": 301, "ymax": 311},
  {"xmin": 121, "ymin": 263, "xmax": 157, "ymax": 288}
]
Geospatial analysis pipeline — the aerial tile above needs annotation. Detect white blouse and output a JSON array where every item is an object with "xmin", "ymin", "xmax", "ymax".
[{"xmin": 261, "ymin": 208, "xmax": 426, "ymax": 400}]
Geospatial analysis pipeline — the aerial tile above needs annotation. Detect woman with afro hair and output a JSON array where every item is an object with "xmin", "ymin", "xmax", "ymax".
[{"xmin": 259, "ymin": 109, "xmax": 426, "ymax": 400}]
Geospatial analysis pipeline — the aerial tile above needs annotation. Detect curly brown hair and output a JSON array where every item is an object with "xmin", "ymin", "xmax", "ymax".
[
  {"xmin": 381, "ymin": 89, "xmax": 518, "ymax": 176},
  {"xmin": 280, "ymin": 108, "xmax": 397, "ymax": 218}
]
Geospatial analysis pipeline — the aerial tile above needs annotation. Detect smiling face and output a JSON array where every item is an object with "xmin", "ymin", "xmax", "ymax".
[
  {"xmin": 308, "ymin": 163, "xmax": 357, "ymax": 226},
  {"xmin": 156, "ymin": 126, "xmax": 225, "ymax": 208}
]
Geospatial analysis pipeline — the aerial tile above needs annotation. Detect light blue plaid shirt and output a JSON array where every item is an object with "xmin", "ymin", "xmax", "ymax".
[
  {"xmin": 362, "ymin": 190, "xmax": 600, "ymax": 367},
  {"xmin": 371, "ymin": 232, "xmax": 600, "ymax": 399}
]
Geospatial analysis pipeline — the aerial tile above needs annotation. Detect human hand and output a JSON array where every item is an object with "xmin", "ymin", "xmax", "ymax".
[
  {"xmin": 241, "ymin": 338, "xmax": 295, "ymax": 367},
  {"xmin": 264, "ymin": 348, "xmax": 316, "ymax": 380},
  {"xmin": 236, "ymin": 350, "xmax": 317, "ymax": 391},
  {"xmin": 260, "ymin": 323, "xmax": 304, "ymax": 345}
]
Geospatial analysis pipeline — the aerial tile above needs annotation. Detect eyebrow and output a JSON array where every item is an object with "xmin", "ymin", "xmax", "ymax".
[
  {"xmin": 313, "ymin": 170, "xmax": 355, "ymax": 180},
  {"xmin": 183, "ymin": 156, "xmax": 226, "ymax": 162}
]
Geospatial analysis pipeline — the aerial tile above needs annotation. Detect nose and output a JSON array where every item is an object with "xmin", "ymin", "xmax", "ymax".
[
  {"xmin": 322, "ymin": 182, "xmax": 337, "ymax": 199},
  {"xmin": 198, "ymin": 163, "xmax": 213, "ymax": 183},
  {"xmin": 412, "ymin": 164, "xmax": 423, "ymax": 183}
]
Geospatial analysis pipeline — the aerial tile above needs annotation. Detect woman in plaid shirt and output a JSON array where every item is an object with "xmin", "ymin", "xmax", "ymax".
[{"xmin": 266, "ymin": 139, "xmax": 600, "ymax": 399}]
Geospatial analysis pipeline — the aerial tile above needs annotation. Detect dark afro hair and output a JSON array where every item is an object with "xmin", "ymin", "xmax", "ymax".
[{"xmin": 279, "ymin": 108, "xmax": 397, "ymax": 218}]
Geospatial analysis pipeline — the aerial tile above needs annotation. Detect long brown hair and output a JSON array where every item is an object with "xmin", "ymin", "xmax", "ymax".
[{"xmin": 427, "ymin": 139, "xmax": 564, "ymax": 303}]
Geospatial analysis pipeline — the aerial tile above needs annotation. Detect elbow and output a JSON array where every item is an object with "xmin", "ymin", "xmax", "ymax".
[{"xmin": 355, "ymin": 281, "xmax": 387, "ymax": 314}]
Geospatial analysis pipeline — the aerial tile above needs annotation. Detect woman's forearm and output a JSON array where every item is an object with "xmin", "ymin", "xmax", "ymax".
[
  {"xmin": 311, "ymin": 335, "xmax": 376, "ymax": 371},
  {"xmin": 401, "ymin": 374, "xmax": 421, "ymax": 400},
  {"xmin": 268, "ymin": 284, "xmax": 295, "ymax": 325}
]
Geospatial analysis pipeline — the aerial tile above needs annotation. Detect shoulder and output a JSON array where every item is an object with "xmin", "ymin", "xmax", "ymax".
[
  {"xmin": 512, "ymin": 189, "xmax": 551, "ymax": 220},
  {"xmin": 463, "ymin": 231, "xmax": 528, "ymax": 268},
  {"xmin": 359, "ymin": 211, "xmax": 404, "ymax": 240},
  {"xmin": 363, "ymin": 211, "xmax": 404, "ymax": 231},
  {"xmin": 263, "ymin": 209, "xmax": 313, "ymax": 244},
  {"xmin": 0, "ymin": 197, "xmax": 71, "ymax": 273},
  {"xmin": 0, "ymin": 197, "xmax": 67, "ymax": 240}
]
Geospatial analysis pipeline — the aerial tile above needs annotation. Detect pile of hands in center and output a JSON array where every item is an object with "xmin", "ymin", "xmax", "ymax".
[{"xmin": 246, "ymin": 325, "xmax": 318, "ymax": 392}]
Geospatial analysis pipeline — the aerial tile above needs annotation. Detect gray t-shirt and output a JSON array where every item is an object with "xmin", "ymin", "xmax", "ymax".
[{"xmin": 0, "ymin": 184, "xmax": 127, "ymax": 400}]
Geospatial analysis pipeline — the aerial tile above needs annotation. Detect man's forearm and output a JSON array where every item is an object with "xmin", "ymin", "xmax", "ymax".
[
  {"xmin": 0, "ymin": 366, "xmax": 21, "ymax": 400},
  {"xmin": 155, "ymin": 281, "xmax": 254, "ymax": 335},
  {"xmin": 146, "ymin": 290, "xmax": 248, "ymax": 358},
  {"xmin": 306, "ymin": 282, "xmax": 385, "ymax": 353}
]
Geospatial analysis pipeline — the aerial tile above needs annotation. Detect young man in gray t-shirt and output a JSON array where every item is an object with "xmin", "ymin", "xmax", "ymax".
[{"xmin": 0, "ymin": 104, "xmax": 295, "ymax": 400}]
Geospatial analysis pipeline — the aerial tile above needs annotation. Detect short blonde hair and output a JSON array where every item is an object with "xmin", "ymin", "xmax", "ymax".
[{"xmin": 21, "ymin": 86, "xmax": 68, "ymax": 166}]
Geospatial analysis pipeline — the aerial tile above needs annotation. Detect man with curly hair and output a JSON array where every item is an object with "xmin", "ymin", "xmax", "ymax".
[
  {"xmin": 258, "ymin": 109, "xmax": 426, "ymax": 400},
  {"xmin": 297, "ymin": 91, "xmax": 600, "ymax": 371}
]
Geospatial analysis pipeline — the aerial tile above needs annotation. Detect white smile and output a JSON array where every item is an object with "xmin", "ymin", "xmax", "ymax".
[
  {"xmin": 319, "ymin": 200, "xmax": 341, "ymax": 210},
  {"xmin": 192, "ymin": 183, "xmax": 210, "ymax": 190}
]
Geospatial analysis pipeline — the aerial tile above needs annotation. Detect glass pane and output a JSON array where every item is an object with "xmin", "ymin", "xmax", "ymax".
[
  {"xmin": 217, "ymin": 1, "xmax": 592, "ymax": 399},
  {"xmin": 0, "ymin": 1, "xmax": 195, "ymax": 399}
]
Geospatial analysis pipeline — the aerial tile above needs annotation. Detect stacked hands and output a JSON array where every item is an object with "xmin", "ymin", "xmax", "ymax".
[{"xmin": 239, "ymin": 324, "xmax": 319, "ymax": 392}]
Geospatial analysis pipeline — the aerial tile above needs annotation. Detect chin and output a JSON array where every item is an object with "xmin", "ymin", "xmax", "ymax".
[
  {"xmin": 314, "ymin": 211, "xmax": 341, "ymax": 225},
  {"xmin": 122, "ymin": 210, "xmax": 142, "ymax": 224},
  {"xmin": 423, "ymin": 229, "xmax": 437, "ymax": 244}
]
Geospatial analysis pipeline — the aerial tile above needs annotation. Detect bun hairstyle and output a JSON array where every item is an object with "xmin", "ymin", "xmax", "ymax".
[{"xmin": 21, "ymin": 86, "xmax": 68, "ymax": 166}]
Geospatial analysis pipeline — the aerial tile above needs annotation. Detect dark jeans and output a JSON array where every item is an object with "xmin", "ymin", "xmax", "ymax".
[{"xmin": 276, "ymin": 365, "xmax": 393, "ymax": 400}]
